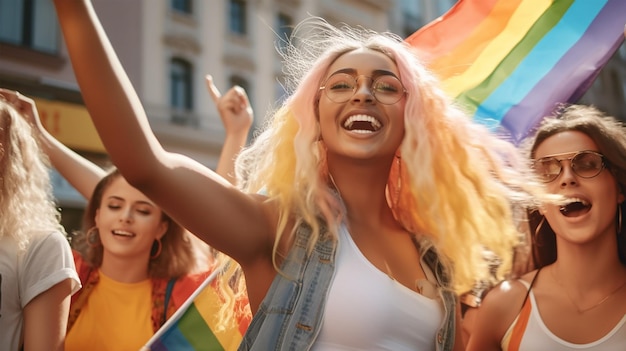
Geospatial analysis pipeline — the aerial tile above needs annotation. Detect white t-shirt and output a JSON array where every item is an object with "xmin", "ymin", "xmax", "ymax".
[{"xmin": 0, "ymin": 230, "xmax": 81, "ymax": 351}]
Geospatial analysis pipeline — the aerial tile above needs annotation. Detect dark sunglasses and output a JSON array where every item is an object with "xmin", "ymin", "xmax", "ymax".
[{"xmin": 532, "ymin": 150, "xmax": 606, "ymax": 183}]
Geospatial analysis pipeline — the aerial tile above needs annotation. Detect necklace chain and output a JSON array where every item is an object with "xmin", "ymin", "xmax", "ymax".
[{"xmin": 551, "ymin": 268, "xmax": 626, "ymax": 313}]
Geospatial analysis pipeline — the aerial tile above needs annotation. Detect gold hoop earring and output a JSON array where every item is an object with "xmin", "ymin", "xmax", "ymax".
[
  {"xmin": 150, "ymin": 239, "xmax": 162, "ymax": 260},
  {"xmin": 87, "ymin": 227, "xmax": 101, "ymax": 247}
]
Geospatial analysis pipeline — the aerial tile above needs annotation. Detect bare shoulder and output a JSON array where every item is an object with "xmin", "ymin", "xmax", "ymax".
[
  {"xmin": 481, "ymin": 275, "xmax": 531, "ymax": 311},
  {"xmin": 466, "ymin": 273, "xmax": 536, "ymax": 351},
  {"xmin": 479, "ymin": 270, "xmax": 538, "ymax": 323}
]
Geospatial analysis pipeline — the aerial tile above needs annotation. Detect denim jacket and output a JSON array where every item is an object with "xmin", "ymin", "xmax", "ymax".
[{"xmin": 239, "ymin": 223, "xmax": 457, "ymax": 351}]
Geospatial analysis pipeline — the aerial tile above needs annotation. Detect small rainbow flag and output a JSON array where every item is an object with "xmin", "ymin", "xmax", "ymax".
[
  {"xmin": 406, "ymin": 0, "xmax": 626, "ymax": 144},
  {"xmin": 142, "ymin": 262, "xmax": 250, "ymax": 351}
]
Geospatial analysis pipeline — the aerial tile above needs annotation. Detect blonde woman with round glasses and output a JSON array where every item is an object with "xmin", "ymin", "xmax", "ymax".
[{"xmin": 467, "ymin": 104, "xmax": 626, "ymax": 350}]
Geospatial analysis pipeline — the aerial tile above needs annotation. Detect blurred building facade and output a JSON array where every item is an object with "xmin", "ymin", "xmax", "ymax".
[{"xmin": 0, "ymin": 0, "xmax": 624, "ymax": 231}]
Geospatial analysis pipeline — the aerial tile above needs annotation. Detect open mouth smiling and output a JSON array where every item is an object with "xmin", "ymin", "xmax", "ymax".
[
  {"xmin": 559, "ymin": 198, "xmax": 591, "ymax": 217},
  {"xmin": 343, "ymin": 114, "xmax": 382, "ymax": 134},
  {"xmin": 112, "ymin": 229, "xmax": 136, "ymax": 238}
]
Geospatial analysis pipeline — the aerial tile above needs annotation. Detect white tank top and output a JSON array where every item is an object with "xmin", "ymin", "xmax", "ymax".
[
  {"xmin": 310, "ymin": 225, "xmax": 443, "ymax": 350},
  {"xmin": 502, "ymin": 280, "xmax": 626, "ymax": 350}
]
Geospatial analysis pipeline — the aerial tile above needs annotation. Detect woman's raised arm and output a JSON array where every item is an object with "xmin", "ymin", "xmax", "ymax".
[
  {"xmin": 0, "ymin": 88, "xmax": 105, "ymax": 198},
  {"xmin": 51, "ymin": 0, "xmax": 274, "ymax": 265}
]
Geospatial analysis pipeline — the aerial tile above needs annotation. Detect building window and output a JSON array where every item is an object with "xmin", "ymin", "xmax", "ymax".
[
  {"xmin": 437, "ymin": 0, "xmax": 456, "ymax": 17},
  {"xmin": 0, "ymin": 0, "xmax": 59, "ymax": 53},
  {"xmin": 171, "ymin": 0, "xmax": 192, "ymax": 14},
  {"xmin": 229, "ymin": 0, "xmax": 247, "ymax": 35},
  {"xmin": 399, "ymin": 0, "xmax": 422, "ymax": 38},
  {"xmin": 170, "ymin": 58, "xmax": 196, "ymax": 125},
  {"xmin": 276, "ymin": 13, "xmax": 292, "ymax": 50},
  {"xmin": 402, "ymin": 13, "xmax": 423, "ymax": 39}
]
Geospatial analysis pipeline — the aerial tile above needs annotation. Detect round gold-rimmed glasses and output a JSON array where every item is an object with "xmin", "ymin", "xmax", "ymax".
[
  {"xmin": 319, "ymin": 73, "xmax": 407, "ymax": 105},
  {"xmin": 532, "ymin": 150, "xmax": 606, "ymax": 183}
]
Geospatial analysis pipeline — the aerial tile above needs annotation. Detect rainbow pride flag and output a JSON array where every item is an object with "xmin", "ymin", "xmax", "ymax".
[
  {"xmin": 142, "ymin": 262, "xmax": 250, "ymax": 351},
  {"xmin": 406, "ymin": 0, "xmax": 626, "ymax": 144}
]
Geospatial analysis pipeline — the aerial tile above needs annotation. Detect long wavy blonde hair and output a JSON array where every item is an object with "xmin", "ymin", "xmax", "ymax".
[
  {"xmin": 0, "ymin": 98, "xmax": 65, "ymax": 251},
  {"xmin": 237, "ymin": 18, "xmax": 546, "ymax": 293}
]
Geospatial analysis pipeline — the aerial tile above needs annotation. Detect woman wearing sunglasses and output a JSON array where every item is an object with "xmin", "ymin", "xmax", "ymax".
[{"xmin": 467, "ymin": 104, "xmax": 626, "ymax": 350}]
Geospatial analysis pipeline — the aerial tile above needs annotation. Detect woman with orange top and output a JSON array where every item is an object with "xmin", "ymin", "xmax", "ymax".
[{"xmin": 13, "ymin": 76, "xmax": 252, "ymax": 350}]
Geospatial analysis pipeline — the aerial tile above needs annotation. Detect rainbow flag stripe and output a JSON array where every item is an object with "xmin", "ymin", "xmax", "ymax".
[
  {"xmin": 406, "ymin": 0, "xmax": 626, "ymax": 144},
  {"xmin": 143, "ymin": 263, "xmax": 249, "ymax": 351}
]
